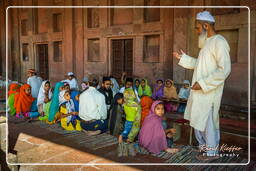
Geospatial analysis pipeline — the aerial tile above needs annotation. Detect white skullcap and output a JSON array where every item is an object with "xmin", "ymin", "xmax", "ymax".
[
  {"xmin": 196, "ymin": 11, "xmax": 215, "ymax": 23},
  {"xmin": 67, "ymin": 72, "xmax": 74, "ymax": 76}
]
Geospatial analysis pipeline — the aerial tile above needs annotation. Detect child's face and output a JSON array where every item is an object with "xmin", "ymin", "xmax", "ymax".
[
  {"xmin": 59, "ymin": 86, "xmax": 64, "ymax": 91},
  {"xmin": 141, "ymin": 80, "xmax": 146, "ymax": 87},
  {"xmin": 64, "ymin": 85, "xmax": 70, "ymax": 91},
  {"xmin": 135, "ymin": 80, "xmax": 140, "ymax": 87},
  {"xmin": 125, "ymin": 81, "xmax": 133, "ymax": 89},
  {"xmin": 166, "ymin": 81, "xmax": 172, "ymax": 87},
  {"xmin": 157, "ymin": 80, "xmax": 163, "ymax": 87},
  {"xmin": 44, "ymin": 83, "xmax": 50, "ymax": 91},
  {"xmin": 64, "ymin": 92, "xmax": 71, "ymax": 100},
  {"xmin": 117, "ymin": 98, "xmax": 124, "ymax": 105},
  {"xmin": 27, "ymin": 72, "xmax": 33, "ymax": 77},
  {"xmin": 184, "ymin": 84, "xmax": 189, "ymax": 89},
  {"xmin": 154, "ymin": 104, "xmax": 165, "ymax": 117},
  {"xmin": 25, "ymin": 87, "xmax": 31, "ymax": 95}
]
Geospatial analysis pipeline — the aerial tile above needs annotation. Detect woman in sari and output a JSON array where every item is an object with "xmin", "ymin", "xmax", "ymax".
[
  {"xmin": 152, "ymin": 79, "xmax": 164, "ymax": 100},
  {"xmin": 8, "ymin": 83, "xmax": 20, "ymax": 115},
  {"xmin": 139, "ymin": 100, "xmax": 179, "ymax": 154},
  {"xmin": 163, "ymin": 79, "xmax": 178, "ymax": 112},
  {"xmin": 46, "ymin": 82, "xmax": 64, "ymax": 123},
  {"xmin": 138, "ymin": 78, "xmax": 152, "ymax": 98},
  {"xmin": 14, "ymin": 84, "xmax": 35, "ymax": 118},
  {"xmin": 37, "ymin": 80, "xmax": 52, "ymax": 116}
]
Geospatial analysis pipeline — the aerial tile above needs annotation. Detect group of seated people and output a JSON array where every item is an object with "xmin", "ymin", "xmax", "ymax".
[{"xmin": 7, "ymin": 69, "xmax": 191, "ymax": 155}]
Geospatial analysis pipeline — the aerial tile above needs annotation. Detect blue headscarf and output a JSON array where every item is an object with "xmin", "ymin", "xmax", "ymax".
[
  {"xmin": 70, "ymin": 90, "xmax": 79, "ymax": 112},
  {"xmin": 48, "ymin": 82, "xmax": 64, "ymax": 122}
]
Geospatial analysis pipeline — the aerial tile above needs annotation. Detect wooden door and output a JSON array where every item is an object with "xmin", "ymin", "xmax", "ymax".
[
  {"xmin": 111, "ymin": 39, "xmax": 133, "ymax": 83},
  {"xmin": 37, "ymin": 44, "xmax": 49, "ymax": 80}
]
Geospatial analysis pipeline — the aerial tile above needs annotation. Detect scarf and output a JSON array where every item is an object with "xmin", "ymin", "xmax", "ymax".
[
  {"xmin": 48, "ymin": 82, "xmax": 64, "ymax": 122},
  {"xmin": 164, "ymin": 79, "xmax": 178, "ymax": 99},
  {"xmin": 110, "ymin": 78, "xmax": 120, "ymax": 94},
  {"xmin": 123, "ymin": 88, "xmax": 139, "ymax": 122},
  {"xmin": 37, "ymin": 80, "xmax": 52, "ymax": 106},
  {"xmin": 139, "ymin": 100, "xmax": 167, "ymax": 154},
  {"xmin": 138, "ymin": 79, "xmax": 152, "ymax": 97},
  {"xmin": 14, "ymin": 84, "xmax": 35, "ymax": 114},
  {"xmin": 8, "ymin": 83, "xmax": 20, "ymax": 97},
  {"xmin": 152, "ymin": 79, "xmax": 164, "ymax": 100},
  {"xmin": 109, "ymin": 93, "xmax": 124, "ymax": 135},
  {"xmin": 140, "ymin": 96, "xmax": 153, "ymax": 125},
  {"xmin": 70, "ymin": 90, "xmax": 79, "ymax": 112}
]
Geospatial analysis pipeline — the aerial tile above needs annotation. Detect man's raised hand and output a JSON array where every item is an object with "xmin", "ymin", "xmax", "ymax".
[{"xmin": 172, "ymin": 49, "xmax": 185, "ymax": 60}]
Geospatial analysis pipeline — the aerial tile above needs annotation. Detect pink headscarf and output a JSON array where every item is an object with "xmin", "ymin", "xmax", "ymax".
[{"xmin": 139, "ymin": 100, "xmax": 167, "ymax": 154}]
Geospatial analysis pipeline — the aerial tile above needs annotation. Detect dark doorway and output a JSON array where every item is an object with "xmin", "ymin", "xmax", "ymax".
[
  {"xmin": 36, "ymin": 44, "xmax": 49, "ymax": 80},
  {"xmin": 111, "ymin": 39, "xmax": 133, "ymax": 83}
]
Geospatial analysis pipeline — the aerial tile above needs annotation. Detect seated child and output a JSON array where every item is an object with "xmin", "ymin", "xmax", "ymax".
[
  {"xmin": 139, "ymin": 101, "xmax": 179, "ymax": 154},
  {"xmin": 163, "ymin": 79, "xmax": 178, "ymax": 112},
  {"xmin": 8, "ymin": 83, "xmax": 20, "ymax": 116},
  {"xmin": 14, "ymin": 84, "xmax": 37, "ymax": 118},
  {"xmin": 138, "ymin": 79, "xmax": 152, "ymax": 97},
  {"xmin": 109, "ymin": 93, "xmax": 125, "ymax": 136},
  {"xmin": 177, "ymin": 80, "xmax": 190, "ymax": 113},
  {"xmin": 58, "ymin": 90, "xmax": 82, "ymax": 131},
  {"xmin": 37, "ymin": 80, "xmax": 52, "ymax": 116},
  {"xmin": 119, "ymin": 88, "xmax": 140, "ymax": 143},
  {"xmin": 140, "ymin": 96, "xmax": 153, "ymax": 126},
  {"xmin": 152, "ymin": 79, "xmax": 164, "ymax": 100},
  {"xmin": 133, "ymin": 79, "xmax": 140, "ymax": 92}
]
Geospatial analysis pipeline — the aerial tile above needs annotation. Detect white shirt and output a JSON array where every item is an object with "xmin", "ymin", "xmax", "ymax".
[
  {"xmin": 63, "ymin": 78, "xmax": 79, "ymax": 90},
  {"xmin": 119, "ymin": 87, "xmax": 140, "ymax": 102},
  {"xmin": 179, "ymin": 34, "xmax": 231, "ymax": 131},
  {"xmin": 79, "ymin": 87, "xmax": 107, "ymax": 121},
  {"xmin": 27, "ymin": 76, "xmax": 42, "ymax": 98}
]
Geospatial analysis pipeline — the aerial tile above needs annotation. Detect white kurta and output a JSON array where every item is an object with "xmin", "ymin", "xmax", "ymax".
[{"xmin": 178, "ymin": 34, "xmax": 231, "ymax": 131}]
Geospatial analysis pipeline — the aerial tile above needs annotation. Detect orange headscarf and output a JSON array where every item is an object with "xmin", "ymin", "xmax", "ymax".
[
  {"xmin": 140, "ymin": 96, "xmax": 153, "ymax": 125},
  {"xmin": 14, "ymin": 84, "xmax": 35, "ymax": 114},
  {"xmin": 8, "ymin": 83, "xmax": 20, "ymax": 97}
]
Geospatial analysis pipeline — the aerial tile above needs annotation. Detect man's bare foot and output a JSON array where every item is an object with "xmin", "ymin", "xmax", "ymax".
[
  {"xmin": 196, "ymin": 154, "xmax": 219, "ymax": 161},
  {"xmin": 165, "ymin": 148, "xmax": 179, "ymax": 154}
]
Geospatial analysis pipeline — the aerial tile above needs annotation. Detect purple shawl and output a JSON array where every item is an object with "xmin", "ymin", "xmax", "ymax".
[
  {"xmin": 152, "ymin": 81, "xmax": 164, "ymax": 100},
  {"xmin": 139, "ymin": 100, "xmax": 167, "ymax": 154}
]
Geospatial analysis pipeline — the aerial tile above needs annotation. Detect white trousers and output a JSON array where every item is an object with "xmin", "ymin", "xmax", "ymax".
[{"xmin": 194, "ymin": 107, "xmax": 220, "ymax": 156}]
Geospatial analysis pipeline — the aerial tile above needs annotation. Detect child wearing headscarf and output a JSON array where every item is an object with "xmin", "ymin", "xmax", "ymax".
[
  {"xmin": 108, "ymin": 93, "xmax": 125, "ymax": 136},
  {"xmin": 46, "ymin": 82, "xmax": 64, "ymax": 123},
  {"xmin": 152, "ymin": 79, "xmax": 164, "ymax": 100},
  {"xmin": 138, "ymin": 78, "xmax": 152, "ymax": 97},
  {"xmin": 133, "ymin": 79, "xmax": 140, "ymax": 93},
  {"xmin": 177, "ymin": 80, "xmax": 191, "ymax": 113},
  {"xmin": 14, "ymin": 84, "xmax": 35, "ymax": 118},
  {"xmin": 8, "ymin": 83, "xmax": 20, "ymax": 115},
  {"xmin": 59, "ymin": 90, "xmax": 82, "ymax": 131},
  {"xmin": 140, "ymin": 96, "xmax": 153, "ymax": 125},
  {"xmin": 139, "ymin": 101, "xmax": 179, "ymax": 154},
  {"xmin": 119, "ymin": 88, "xmax": 141, "ymax": 143},
  {"xmin": 163, "ymin": 79, "xmax": 178, "ymax": 112},
  {"xmin": 37, "ymin": 81, "xmax": 52, "ymax": 116},
  {"xmin": 110, "ymin": 76, "xmax": 120, "ymax": 96}
]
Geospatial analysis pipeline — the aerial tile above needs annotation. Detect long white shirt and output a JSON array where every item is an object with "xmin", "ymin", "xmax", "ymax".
[
  {"xmin": 179, "ymin": 34, "xmax": 231, "ymax": 131},
  {"xmin": 79, "ymin": 87, "xmax": 107, "ymax": 121},
  {"xmin": 27, "ymin": 76, "xmax": 42, "ymax": 98},
  {"xmin": 119, "ymin": 87, "xmax": 140, "ymax": 102}
]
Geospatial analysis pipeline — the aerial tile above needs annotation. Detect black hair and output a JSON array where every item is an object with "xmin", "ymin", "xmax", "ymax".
[
  {"xmin": 102, "ymin": 76, "xmax": 111, "ymax": 83},
  {"xmin": 125, "ymin": 77, "xmax": 133, "ymax": 83},
  {"xmin": 157, "ymin": 79, "xmax": 164, "ymax": 83}
]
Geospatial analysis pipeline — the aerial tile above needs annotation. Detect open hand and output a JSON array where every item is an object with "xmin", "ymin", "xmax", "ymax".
[
  {"xmin": 191, "ymin": 82, "xmax": 202, "ymax": 90},
  {"xmin": 173, "ymin": 49, "xmax": 185, "ymax": 60}
]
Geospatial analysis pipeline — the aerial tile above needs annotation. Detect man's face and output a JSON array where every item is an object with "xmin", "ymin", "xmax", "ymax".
[
  {"xmin": 103, "ymin": 80, "xmax": 111, "ymax": 90},
  {"xmin": 125, "ymin": 81, "xmax": 133, "ymax": 89}
]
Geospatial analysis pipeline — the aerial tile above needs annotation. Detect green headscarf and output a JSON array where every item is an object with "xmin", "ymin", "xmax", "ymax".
[{"xmin": 138, "ymin": 78, "xmax": 152, "ymax": 97}]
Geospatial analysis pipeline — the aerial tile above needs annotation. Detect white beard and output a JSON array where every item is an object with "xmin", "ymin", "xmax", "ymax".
[{"xmin": 198, "ymin": 31, "xmax": 208, "ymax": 49}]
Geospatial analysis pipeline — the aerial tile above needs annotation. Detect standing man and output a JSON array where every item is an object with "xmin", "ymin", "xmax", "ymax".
[
  {"xmin": 173, "ymin": 11, "xmax": 231, "ymax": 161},
  {"xmin": 27, "ymin": 69, "xmax": 42, "ymax": 98}
]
